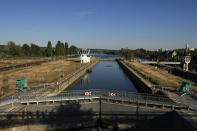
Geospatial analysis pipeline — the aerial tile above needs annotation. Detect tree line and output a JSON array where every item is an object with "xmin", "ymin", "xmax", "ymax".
[
  {"xmin": 0, "ymin": 41, "xmax": 78, "ymax": 57},
  {"xmin": 119, "ymin": 47, "xmax": 197, "ymax": 71},
  {"xmin": 120, "ymin": 48, "xmax": 134, "ymax": 60},
  {"xmin": 115, "ymin": 47, "xmax": 197, "ymax": 62}
]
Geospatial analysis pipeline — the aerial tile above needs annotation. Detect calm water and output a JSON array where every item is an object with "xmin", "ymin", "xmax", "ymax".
[
  {"xmin": 70, "ymin": 61, "xmax": 138, "ymax": 92},
  {"xmin": 89, "ymin": 54, "xmax": 119, "ymax": 59}
]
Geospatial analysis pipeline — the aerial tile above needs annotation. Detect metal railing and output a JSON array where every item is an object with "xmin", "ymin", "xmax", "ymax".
[
  {"xmin": 0, "ymin": 61, "xmax": 98, "ymax": 106},
  {"xmin": 1, "ymin": 89, "xmax": 194, "ymax": 111}
]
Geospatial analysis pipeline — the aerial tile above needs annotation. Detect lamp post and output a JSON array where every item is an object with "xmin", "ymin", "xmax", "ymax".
[{"xmin": 183, "ymin": 44, "xmax": 192, "ymax": 72}]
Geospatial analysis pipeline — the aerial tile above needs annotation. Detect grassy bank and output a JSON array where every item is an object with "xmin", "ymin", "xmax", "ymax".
[
  {"xmin": 0, "ymin": 57, "xmax": 45, "ymax": 67},
  {"xmin": 123, "ymin": 59, "xmax": 184, "ymax": 90},
  {"xmin": 0, "ymin": 57, "xmax": 92, "ymax": 97}
]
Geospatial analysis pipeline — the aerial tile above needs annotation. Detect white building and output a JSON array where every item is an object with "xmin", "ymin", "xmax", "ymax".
[{"xmin": 79, "ymin": 49, "xmax": 91, "ymax": 63}]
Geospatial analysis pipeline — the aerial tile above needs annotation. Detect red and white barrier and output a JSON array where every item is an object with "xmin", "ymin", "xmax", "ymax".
[
  {"xmin": 109, "ymin": 92, "xmax": 116, "ymax": 96},
  {"xmin": 85, "ymin": 92, "xmax": 92, "ymax": 96}
]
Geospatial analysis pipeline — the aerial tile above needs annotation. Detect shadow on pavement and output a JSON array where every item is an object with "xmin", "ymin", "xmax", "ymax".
[{"xmin": 0, "ymin": 104, "xmax": 196, "ymax": 131}]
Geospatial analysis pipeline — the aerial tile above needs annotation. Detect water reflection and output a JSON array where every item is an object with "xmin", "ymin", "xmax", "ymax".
[
  {"xmin": 89, "ymin": 54, "xmax": 119, "ymax": 59},
  {"xmin": 79, "ymin": 74, "xmax": 89, "ymax": 86},
  {"xmin": 71, "ymin": 61, "xmax": 138, "ymax": 93}
]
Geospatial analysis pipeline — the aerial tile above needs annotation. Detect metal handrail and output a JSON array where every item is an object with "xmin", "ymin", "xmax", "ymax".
[{"xmin": 1, "ymin": 88, "xmax": 196, "ymax": 111}]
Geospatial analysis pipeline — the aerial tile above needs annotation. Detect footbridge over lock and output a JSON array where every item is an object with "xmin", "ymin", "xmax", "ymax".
[
  {"xmin": 141, "ymin": 61, "xmax": 181, "ymax": 65},
  {"xmin": 2, "ymin": 89, "xmax": 197, "ymax": 112}
]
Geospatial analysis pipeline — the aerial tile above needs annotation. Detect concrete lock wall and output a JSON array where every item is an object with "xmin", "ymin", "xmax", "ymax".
[
  {"xmin": 117, "ymin": 59, "xmax": 184, "ymax": 105},
  {"xmin": 117, "ymin": 59, "xmax": 153, "ymax": 94}
]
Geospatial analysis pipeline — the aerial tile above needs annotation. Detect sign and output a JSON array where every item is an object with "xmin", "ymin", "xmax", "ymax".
[
  {"xmin": 185, "ymin": 56, "xmax": 191, "ymax": 64},
  {"xmin": 85, "ymin": 92, "xmax": 91, "ymax": 96},
  {"xmin": 109, "ymin": 92, "xmax": 116, "ymax": 96}
]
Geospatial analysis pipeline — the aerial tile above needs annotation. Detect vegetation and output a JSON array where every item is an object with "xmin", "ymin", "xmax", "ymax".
[
  {"xmin": 0, "ymin": 40, "xmax": 78, "ymax": 58},
  {"xmin": 191, "ymin": 50, "xmax": 197, "ymax": 64},
  {"xmin": 103, "ymin": 50, "xmax": 120, "ymax": 55},
  {"xmin": 124, "ymin": 60, "xmax": 183, "ymax": 89},
  {"xmin": 69, "ymin": 45, "xmax": 78, "ymax": 54},
  {"xmin": 55, "ymin": 41, "xmax": 65, "ymax": 56},
  {"xmin": 46, "ymin": 41, "xmax": 53, "ymax": 57},
  {"xmin": 0, "ymin": 58, "xmax": 86, "ymax": 97},
  {"xmin": 120, "ymin": 48, "xmax": 133, "ymax": 60},
  {"xmin": 64, "ymin": 42, "xmax": 68, "ymax": 55},
  {"xmin": 1, "ymin": 77, "xmax": 9, "ymax": 96},
  {"xmin": 132, "ymin": 48, "xmax": 197, "ymax": 71}
]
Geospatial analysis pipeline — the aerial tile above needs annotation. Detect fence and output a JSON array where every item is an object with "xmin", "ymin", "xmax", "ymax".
[
  {"xmin": 0, "ymin": 60, "xmax": 98, "ymax": 106},
  {"xmin": 1, "ymin": 89, "xmax": 196, "ymax": 111}
]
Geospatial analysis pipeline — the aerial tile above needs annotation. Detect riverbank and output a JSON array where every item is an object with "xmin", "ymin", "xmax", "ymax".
[
  {"xmin": 117, "ymin": 59, "xmax": 187, "ymax": 104},
  {"xmin": 124, "ymin": 60, "xmax": 184, "ymax": 90},
  {"xmin": 0, "ymin": 57, "xmax": 85, "ymax": 98},
  {"xmin": 117, "ymin": 59, "xmax": 153, "ymax": 94}
]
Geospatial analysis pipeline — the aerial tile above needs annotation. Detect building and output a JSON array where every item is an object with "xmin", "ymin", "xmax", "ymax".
[
  {"xmin": 163, "ymin": 50, "xmax": 177, "ymax": 58},
  {"xmin": 79, "ymin": 49, "xmax": 91, "ymax": 63},
  {"xmin": 171, "ymin": 50, "xmax": 177, "ymax": 58}
]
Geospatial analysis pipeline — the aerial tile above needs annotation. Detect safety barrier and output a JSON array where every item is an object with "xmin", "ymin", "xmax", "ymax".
[{"xmin": 1, "ymin": 89, "xmax": 196, "ymax": 111}]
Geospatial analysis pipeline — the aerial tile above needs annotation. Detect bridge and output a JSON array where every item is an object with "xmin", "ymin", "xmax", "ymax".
[
  {"xmin": 141, "ymin": 61, "xmax": 181, "ymax": 65},
  {"xmin": 1, "ymin": 89, "xmax": 196, "ymax": 112}
]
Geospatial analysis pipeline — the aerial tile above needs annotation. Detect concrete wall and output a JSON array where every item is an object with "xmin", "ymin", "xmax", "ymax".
[{"xmin": 117, "ymin": 59, "xmax": 153, "ymax": 94}]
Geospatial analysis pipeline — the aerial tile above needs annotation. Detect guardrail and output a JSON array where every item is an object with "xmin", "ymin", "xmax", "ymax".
[
  {"xmin": 141, "ymin": 61, "xmax": 181, "ymax": 65},
  {"xmin": 1, "ymin": 89, "xmax": 196, "ymax": 111},
  {"xmin": 0, "ymin": 60, "xmax": 99, "ymax": 106}
]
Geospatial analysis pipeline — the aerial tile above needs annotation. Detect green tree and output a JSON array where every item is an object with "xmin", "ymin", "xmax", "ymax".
[
  {"xmin": 4, "ymin": 41, "xmax": 22, "ymax": 56},
  {"xmin": 55, "ymin": 41, "xmax": 67, "ymax": 56},
  {"xmin": 46, "ymin": 41, "xmax": 53, "ymax": 57},
  {"xmin": 64, "ymin": 42, "xmax": 68, "ymax": 55},
  {"xmin": 30, "ymin": 44, "xmax": 41, "ymax": 56},
  {"xmin": 55, "ymin": 41, "xmax": 61, "ymax": 56},
  {"xmin": 22, "ymin": 44, "xmax": 30, "ymax": 56},
  {"xmin": 69, "ymin": 45, "xmax": 78, "ymax": 54},
  {"xmin": 125, "ymin": 49, "xmax": 133, "ymax": 60},
  {"xmin": 120, "ymin": 48, "xmax": 126, "ymax": 57},
  {"xmin": 120, "ymin": 48, "xmax": 133, "ymax": 60},
  {"xmin": 60, "ymin": 42, "xmax": 65, "ymax": 56}
]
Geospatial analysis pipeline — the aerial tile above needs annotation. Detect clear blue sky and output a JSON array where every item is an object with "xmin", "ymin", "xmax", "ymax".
[{"xmin": 0, "ymin": 0, "xmax": 196, "ymax": 50}]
